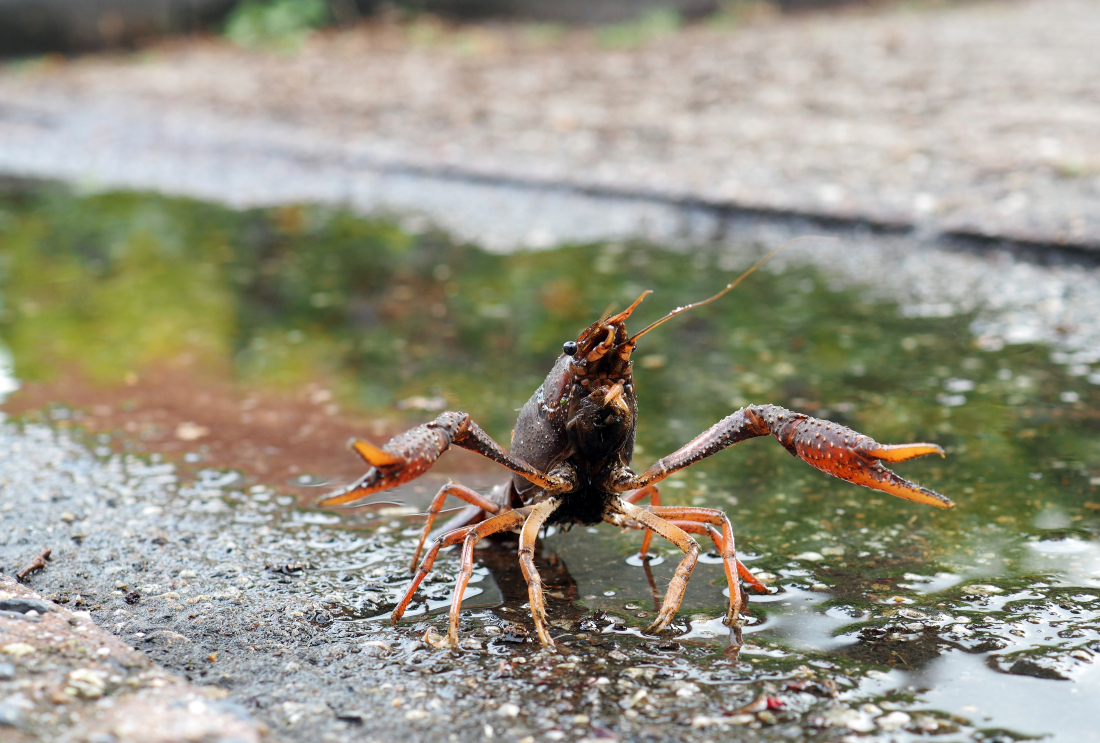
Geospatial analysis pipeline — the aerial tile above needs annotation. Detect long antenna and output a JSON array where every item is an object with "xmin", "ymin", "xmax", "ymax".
[{"xmin": 628, "ymin": 236, "xmax": 827, "ymax": 344}]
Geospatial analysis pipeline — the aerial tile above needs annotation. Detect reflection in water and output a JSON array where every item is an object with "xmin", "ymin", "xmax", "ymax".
[
  {"xmin": 1, "ymin": 186, "xmax": 1100, "ymax": 741},
  {"xmin": 1026, "ymin": 537, "xmax": 1100, "ymax": 588}
]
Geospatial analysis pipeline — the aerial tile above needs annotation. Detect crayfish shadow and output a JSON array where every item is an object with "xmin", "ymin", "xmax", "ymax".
[
  {"xmin": 417, "ymin": 533, "xmax": 587, "ymax": 630},
  {"xmin": 488, "ymin": 533, "xmax": 578, "ymax": 602}
]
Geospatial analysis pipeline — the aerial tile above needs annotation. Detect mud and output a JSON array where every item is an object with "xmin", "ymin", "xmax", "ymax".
[{"xmin": 4, "ymin": 365, "xmax": 491, "ymax": 491}]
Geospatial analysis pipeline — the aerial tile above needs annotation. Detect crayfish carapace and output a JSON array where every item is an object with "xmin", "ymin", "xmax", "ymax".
[{"xmin": 318, "ymin": 247, "xmax": 954, "ymax": 648}]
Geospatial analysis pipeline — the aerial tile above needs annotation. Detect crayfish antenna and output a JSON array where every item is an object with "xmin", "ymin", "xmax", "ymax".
[{"xmin": 629, "ymin": 236, "xmax": 832, "ymax": 344}]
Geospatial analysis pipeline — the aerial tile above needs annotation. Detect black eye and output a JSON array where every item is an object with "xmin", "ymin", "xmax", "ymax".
[{"xmin": 562, "ymin": 341, "xmax": 578, "ymax": 356}]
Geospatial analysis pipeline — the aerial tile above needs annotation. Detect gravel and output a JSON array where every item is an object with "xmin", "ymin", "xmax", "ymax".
[
  {"xmin": 0, "ymin": 575, "xmax": 267, "ymax": 742},
  {"xmin": 0, "ymin": 421, "xmax": 1022, "ymax": 743}
]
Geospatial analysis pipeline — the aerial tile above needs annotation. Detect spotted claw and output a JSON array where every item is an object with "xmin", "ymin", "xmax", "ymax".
[
  {"xmin": 779, "ymin": 417, "xmax": 953, "ymax": 509},
  {"xmin": 317, "ymin": 415, "xmax": 467, "ymax": 506}
]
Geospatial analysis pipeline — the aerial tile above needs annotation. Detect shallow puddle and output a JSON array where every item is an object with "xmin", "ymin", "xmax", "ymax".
[{"xmin": 1, "ymin": 185, "xmax": 1099, "ymax": 741}]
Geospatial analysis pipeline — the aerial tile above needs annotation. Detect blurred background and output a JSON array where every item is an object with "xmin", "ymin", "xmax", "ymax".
[{"xmin": 1, "ymin": 0, "xmax": 861, "ymax": 54}]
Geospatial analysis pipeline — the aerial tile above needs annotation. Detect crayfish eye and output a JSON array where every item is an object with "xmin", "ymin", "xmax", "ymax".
[{"xmin": 562, "ymin": 341, "xmax": 578, "ymax": 356}]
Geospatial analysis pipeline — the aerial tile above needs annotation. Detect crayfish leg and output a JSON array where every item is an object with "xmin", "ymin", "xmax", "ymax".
[
  {"xmin": 611, "ymin": 500, "xmax": 700, "ymax": 636},
  {"xmin": 410, "ymin": 482, "xmax": 502, "ymax": 571}
]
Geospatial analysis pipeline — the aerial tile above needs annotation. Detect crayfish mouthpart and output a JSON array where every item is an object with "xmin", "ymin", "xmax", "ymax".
[{"xmin": 603, "ymin": 382, "xmax": 626, "ymax": 407}]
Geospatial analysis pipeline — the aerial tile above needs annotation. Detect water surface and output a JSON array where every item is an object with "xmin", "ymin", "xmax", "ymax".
[{"xmin": 1, "ymin": 187, "xmax": 1098, "ymax": 741}]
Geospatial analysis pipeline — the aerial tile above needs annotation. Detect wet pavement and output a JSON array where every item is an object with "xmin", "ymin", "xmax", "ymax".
[
  {"xmin": 2, "ymin": 187, "xmax": 1100, "ymax": 741},
  {"xmin": 4, "ymin": 420, "xmax": 1099, "ymax": 743}
]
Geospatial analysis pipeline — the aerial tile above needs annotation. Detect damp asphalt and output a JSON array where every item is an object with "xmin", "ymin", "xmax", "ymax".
[{"xmin": 4, "ymin": 419, "xmax": 1099, "ymax": 743}]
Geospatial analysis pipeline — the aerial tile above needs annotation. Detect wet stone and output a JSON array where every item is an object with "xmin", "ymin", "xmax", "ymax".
[
  {"xmin": 0, "ymin": 702, "xmax": 26, "ymax": 728},
  {"xmin": 1006, "ymin": 658, "xmax": 1070, "ymax": 681},
  {"xmin": 0, "ymin": 598, "xmax": 52, "ymax": 614}
]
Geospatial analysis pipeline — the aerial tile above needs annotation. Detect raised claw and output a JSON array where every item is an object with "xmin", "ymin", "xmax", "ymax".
[
  {"xmin": 774, "ymin": 414, "xmax": 953, "ymax": 509},
  {"xmin": 317, "ymin": 413, "xmax": 470, "ymax": 506}
]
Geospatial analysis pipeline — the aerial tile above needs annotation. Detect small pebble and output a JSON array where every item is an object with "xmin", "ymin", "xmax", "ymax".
[
  {"xmin": 0, "ymin": 702, "xmax": 26, "ymax": 728},
  {"xmin": 967, "ymin": 584, "xmax": 1004, "ymax": 596},
  {"xmin": 0, "ymin": 663, "xmax": 15, "ymax": 680},
  {"xmin": 497, "ymin": 703, "xmax": 520, "ymax": 718},
  {"xmin": 1, "ymin": 643, "xmax": 35, "ymax": 658},
  {"xmin": 0, "ymin": 599, "xmax": 52, "ymax": 614},
  {"xmin": 822, "ymin": 707, "xmax": 875, "ymax": 733},
  {"xmin": 67, "ymin": 668, "xmax": 107, "ymax": 699},
  {"xmin": 877, "ymin": 711, "xmax": 912, "ymax": 731},
  {"xmin": 691, "ymin": 715, "xmax": 721, "ymax": 727}
]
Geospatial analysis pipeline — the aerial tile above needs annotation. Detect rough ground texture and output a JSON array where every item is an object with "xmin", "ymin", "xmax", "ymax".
[
  {"xmin": 0, "ymin": 0, "xmax": 1097, "ymax": 250},
  {"xmin": 0, "ymin": 575, "xmax": 266, "ymax": 742},
  {"xmin": 0, "ymin": 423, "xmax": 893, "ymax": 743}
]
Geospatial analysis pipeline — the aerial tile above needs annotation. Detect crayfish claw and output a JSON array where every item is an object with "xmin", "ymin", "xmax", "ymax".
[
  {"xmin": 778, "ymin": 415, "xmax": 954, "ymax": 510},
  {"xmin": 349, "ymin": 438, "xmax": 404, "ymax": 467},
  {"xmin": 315, "ymin": 471, "xmax": 385, "ymax": 507},
  {"xmin": 317, "ymin": 418, "xmax": 466, "ymax": 507},
  {"xmin": 864, "ymin": 442, "xmax": 945, "ymax": 463},
  {"xmin": 842, "ymin": 463, "xmax": 955, "ymax": 510}
]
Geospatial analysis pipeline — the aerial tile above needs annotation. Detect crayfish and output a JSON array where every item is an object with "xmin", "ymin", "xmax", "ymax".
[{"xmin": 319, "ymin": 249, "xmax": 954, "ymax": 648}]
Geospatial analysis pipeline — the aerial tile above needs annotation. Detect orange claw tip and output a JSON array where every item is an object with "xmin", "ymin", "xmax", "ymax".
[
  {"xmin": 316, "ymin": 486, "xmax": 375, "ymax": 507},
  {"xmin": 743, "ymin": 572, "xmax": 770, "ymax": 594},
  {"xmin": 873, "ymin": 477, "xmax": 955, "ymax": 510},
  {"xmin": 866, "ymin": 442, "xmax": 945, "ymax": 463},
  {"xmin": 349, "ymin": 438, "xmax": 402, "ymax": 467}
]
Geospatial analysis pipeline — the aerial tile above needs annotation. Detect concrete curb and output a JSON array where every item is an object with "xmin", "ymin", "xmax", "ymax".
[{"xmin": 0, "ymin": 576, "xmax": 268, "ymax": 742}]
